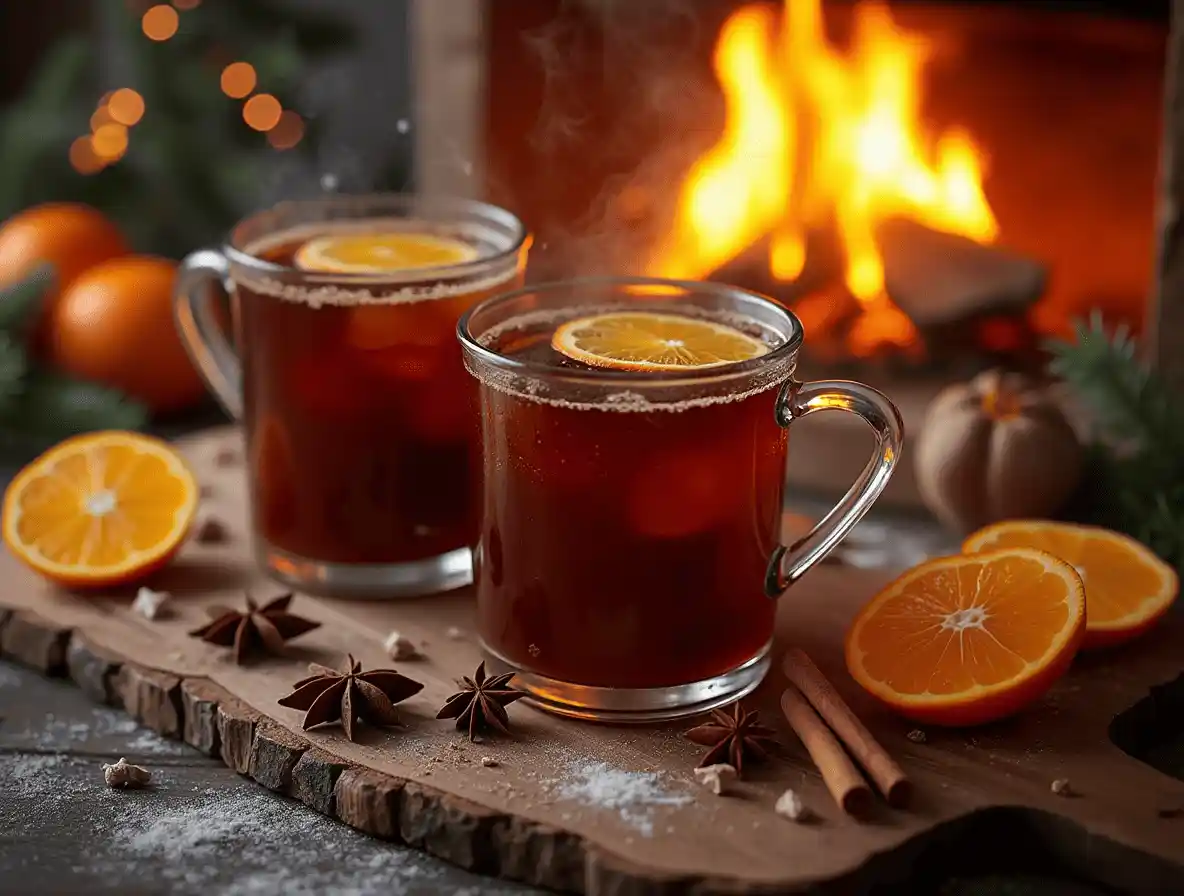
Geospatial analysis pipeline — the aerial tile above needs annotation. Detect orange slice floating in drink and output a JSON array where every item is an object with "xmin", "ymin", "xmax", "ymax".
[
  {"xmin": 550, "ymin": 311, "xmax": 769, "ymax": 372},
  {"xmin": 2, "ymin": 431, "xmax": 199, "ymax": 588},
  {"xmin": 294, "ymin": 231, "xmax": 479, "ymax": 274},
  {"xmin": 845, "ymin": 548, "xmax": 1085, "ymax": 726},
  {"xmin": 963, "ymin": 520, "xmax": 1178, "ymax": 649}
]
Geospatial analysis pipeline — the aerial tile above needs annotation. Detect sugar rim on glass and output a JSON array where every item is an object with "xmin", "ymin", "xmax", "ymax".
[
  {"xmin": 463, "ymin": 299, "xmax": 800, "ymax": 414},
  {"xmin": 228, "ymin": 217, "xmax": 527, "ymax": 308}
]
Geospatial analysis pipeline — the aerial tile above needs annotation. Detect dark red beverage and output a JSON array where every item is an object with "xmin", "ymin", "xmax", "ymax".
[
  {"xmin": 235, "ymin": 223, "xmax": 525, "ymax": 568},
  {"xmin": 469, "ymin": 310, "xmax": 789, "ymax": 691},
  {"xmin": 174, "ymin": 195, "xmax": 531, "ymax": 597}
]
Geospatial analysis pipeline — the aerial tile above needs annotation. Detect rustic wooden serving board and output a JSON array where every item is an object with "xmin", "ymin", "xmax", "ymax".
[{"xmin": 2, "ymin": 426, "xmax": 1183, "ymax": 895}]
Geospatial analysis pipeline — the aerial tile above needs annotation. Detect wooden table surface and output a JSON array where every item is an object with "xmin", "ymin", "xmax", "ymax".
[{"xmin": 0, "ymin": 423, "xmax": 1150, "ymax": 895}]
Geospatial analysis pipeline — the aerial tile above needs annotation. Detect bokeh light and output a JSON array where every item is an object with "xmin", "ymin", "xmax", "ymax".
[
  {"xmin": 266, "ymin": 111, "xmax": 305, "ymax": 150},
  {"xmin": 69, "ymin": 137, "xmax": 105, "ymax": 175},
  {"xmin": 141, "ymin": 5, "xmax": 179, "ymax": 41},
  {"xmin": 92, "ymin": 123, "xmax": 129, "ymax": 159},
  {"xmin": 90, "ymin": 106, "xmax": 114, "ymax": 132},
  {"xmin": 220, "ymin": 62, "xmax": 257, "ymax": 99},
  {"xmin": 242, "ymin": 94, "xmax": 282, "ymax": 132},
  {"xmin": 108, "ymin": 89, "xmax": 145, "ymax": 126}
]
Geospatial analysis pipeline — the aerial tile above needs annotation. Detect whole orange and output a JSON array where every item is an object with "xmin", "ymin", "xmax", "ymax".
[
  {"xmin": 48, "ymin": 256, "xmax": 207, "ymax": 414},
  {"xmin": 0, "ymin": 203, "xmax": 128, "ymax": 339}
]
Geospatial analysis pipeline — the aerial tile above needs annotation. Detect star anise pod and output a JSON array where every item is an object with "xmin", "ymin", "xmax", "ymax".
[
  {"xmin": 436, "ymin": 661, "xmax": 526, "ymax": 740},
  {"xmin": 684, "ymin": 702, "xmax": 780, "ymax": 776},
  {"xmin": 188, "ymin": 593, "xmax": 321, "ymax": 665},
  {"xmin": 277, "ymin": 654, "xmax": 424, "ymax": 742}
]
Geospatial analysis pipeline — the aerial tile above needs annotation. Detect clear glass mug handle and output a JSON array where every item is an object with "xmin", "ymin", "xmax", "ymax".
[
  {"xmin": 765, "ymin": 378, "xmax": 904, "ymax": 597},
  {"xmin": 172, "ymin": 249, "xmax": 243, "ymax": 419}
]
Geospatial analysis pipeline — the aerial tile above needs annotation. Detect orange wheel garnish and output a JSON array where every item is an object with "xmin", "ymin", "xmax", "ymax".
[
  {"xmin": 293, "ymin": 231, "xmax": 478, "ymax": 274},
  {"xmin": 963, "ymin": 520, "xmax": 1178, "ymax": 649},
  {"xmin": 2, "ymin": 431, "xmax": 198, "ymax": 589},
  {"xmin": 550, "ymin": 311, "xmax": 769, "ymax": 372},
  {"xmin": 845, "ymin": 548, "xmax": 1085, "ymax": 726}
]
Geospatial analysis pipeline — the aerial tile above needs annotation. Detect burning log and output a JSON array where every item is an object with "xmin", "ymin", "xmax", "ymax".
[
  {"xmin": 702, "ymin": 220, "xmax": 1045, "ymax": 370},
  {"xmin": 876, "ymin": 218, "xmax": 1048, "ymax": 329}
]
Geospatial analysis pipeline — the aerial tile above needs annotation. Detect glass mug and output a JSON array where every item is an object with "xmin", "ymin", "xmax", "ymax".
[
  {"xmin": 458, "ymin": 277, "xmax": 903, "ymax": 721},
  {"xmin": 173, "ymin": 194, "xmax": 530, "ymax": 597}
]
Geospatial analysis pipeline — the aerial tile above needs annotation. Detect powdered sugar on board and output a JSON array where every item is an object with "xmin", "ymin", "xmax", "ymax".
[
  {"xmin": 17, "ymin": 707, "xmax": 191, "ymax": 756},
  {"xmin": 0, "ymin": 662, "xmax": 536, "ymax": 894},
  {"xmin": 3, "ymin": 753, "xmax": 532, "ymax": 896},
  {"xmin": 3, "ymin": 754, "xmax": 85, "ymax": 801},
  {"xmin": 113, "ymin": 786, "xmax": 451, "ymax": 895},
  {"xmin": 546, "ymin": 760, "xmax": 693, "ymax": 838}
]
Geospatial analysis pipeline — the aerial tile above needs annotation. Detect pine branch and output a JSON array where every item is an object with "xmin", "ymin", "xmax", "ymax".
[
  {"xmin": 1, "ymin": 1, "xmax": 359, "ymax": 257},
  {"xmin": 1046, "ymin": 314, "xmax": 1184, "ymax": 570},
  {"xmin": 0, "ymin": 265, "xmax": 53, "ymax": 335},
  {"xmin": 0, "ymin": 332, "xmax": 27, "ymax": 414},
  {"xmin": 208, "ymin": 0, "xmax": 355, "ymax": 55},
  {"xmin": 1045, "ymin": 311, "xmax": 1184, "ymax": 456},
  {"xmin": 7, "ymin": 370, "xmax": 149, "ymax": 440},
  {"xmin": 0, "ymin": 36, "xmax": 93, "ymax": 218}
]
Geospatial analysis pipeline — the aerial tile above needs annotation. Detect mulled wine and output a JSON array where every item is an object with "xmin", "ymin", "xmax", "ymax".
[
  {"xmin": 174, "ymin": 195, "xmax": 529, "ymax": 597},
  {"xmin": 476, "ymin": 325, "xmax": 786, "ymax": 690},
  {"xmin": 459, "ymin": 278, "xmax": 902, "ymax": 720}
]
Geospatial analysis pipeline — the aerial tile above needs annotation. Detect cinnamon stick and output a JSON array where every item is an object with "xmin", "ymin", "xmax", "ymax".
[
  {"xmin": 779, "ymin": 686, "xmax": 873, "ymax": 817},
  {"xmin": 783, "ymin": 648, "xmax": 912, "ymax": 808}
]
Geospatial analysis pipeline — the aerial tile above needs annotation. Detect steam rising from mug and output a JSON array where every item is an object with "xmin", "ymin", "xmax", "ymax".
[{"xmin": 499, "ymin": 0, "xmax": 717, "ymax": 280}]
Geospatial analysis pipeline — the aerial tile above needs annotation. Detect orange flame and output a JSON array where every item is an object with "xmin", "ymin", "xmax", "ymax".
[{"xmin": 646, "ymin": 0, "xmax": 998, "ymax": 353}]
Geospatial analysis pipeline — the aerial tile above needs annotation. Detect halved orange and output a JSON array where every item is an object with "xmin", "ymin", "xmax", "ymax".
[
  {"xmin": 2, "ymin": 431, "xmax": 199, "ymax": 588},
  {"xmin": 294, "ymin": 231, "xmax": 478, "ymax": 274},
  {"xmin": 963, "ymin": 521, "xmax": 1178, "ymax": 649},
  {"xmin": 845, "ymin": 548, "xmax": 1085, "ymax": 726},
  {"xmin": 550, "ymin": 311, "xmax": 769, "ymax": 371}
]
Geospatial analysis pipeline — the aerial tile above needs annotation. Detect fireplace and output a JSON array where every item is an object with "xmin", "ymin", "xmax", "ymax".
[{"xmin": 409, "ymin": 0, "xmax": 1170, "ymax": 506}]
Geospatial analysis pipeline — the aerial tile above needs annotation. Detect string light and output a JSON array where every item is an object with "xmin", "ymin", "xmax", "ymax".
[
  {"xmin": 242, "ymin": 94, "xmax": 282, "ymax": 132},
  {"xmin": 73, "ymin": 1, "xmax": 307, "ymax": 174},
  {"xmin": 90, "ymin": 106, "xmax": 114, "ymax": 132},
  {"xmin": 266, "ymin": 111, "xmax": 305, "ymax": 150},
  {"xmin": 220, "ymin": 62, "xmax": 257, "ymax": 99},
  {"xmin": 92, "ymin": 123, "xmax": 129, "ymax": 159},
  {"xmin": 108, "ymin": 88, "xmax": 145, "ymax": 126},
  {"xmin": 141, "ymin": 4, "xmax": 179, "ymax": 41},
  {"xmin": 69, "ymin": 137, "xmax": 104, "ymax": 175},
  {"xmin": 69, "ymin": 0, "xmax": 197, "ymax": 174}
]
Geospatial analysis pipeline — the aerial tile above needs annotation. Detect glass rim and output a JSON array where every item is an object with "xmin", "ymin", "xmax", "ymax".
[
  {"xmin": 221, "ymin": 192, "xmax": 530, "ymax": 284},
  {"xmin": 457, "ymin": 275, "xmax": 804, "ymax": 387}
]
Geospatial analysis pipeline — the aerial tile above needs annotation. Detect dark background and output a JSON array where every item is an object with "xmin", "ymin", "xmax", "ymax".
[{"xmin": 0, "ymin": 0, "xmax": 1169, "ymax": 181}]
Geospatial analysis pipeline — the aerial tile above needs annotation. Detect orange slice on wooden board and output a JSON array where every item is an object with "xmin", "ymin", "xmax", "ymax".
[
  {"xmin": 845, "ymin": 548, "xmax": 1085, "ymax": 726},
  {"xmin": 294, "ymin": 231, "xmax": 478, "ymax": 274},
  {"xmin": 550, "ymin": 311, "xmax": 769, "ymax": 372},
  {"xmin": 2, "ymin": 431, "xmax": 198, "ymax": 589},
  {"xmin": 963, "ymin": 520, "xmax": 1178, "ymax": 649}
]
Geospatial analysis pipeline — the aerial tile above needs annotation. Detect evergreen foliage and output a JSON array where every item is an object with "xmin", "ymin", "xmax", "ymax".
[{"xmin": 1047, "ymin": 313, "xmax": 1184, "ymax": 571}]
